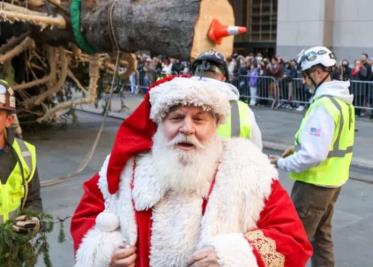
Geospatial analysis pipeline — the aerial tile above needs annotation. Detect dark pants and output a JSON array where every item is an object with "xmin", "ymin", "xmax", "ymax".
[{"xmin": 291, "ymin": 181, "xmax": 341, "ymax": 267}]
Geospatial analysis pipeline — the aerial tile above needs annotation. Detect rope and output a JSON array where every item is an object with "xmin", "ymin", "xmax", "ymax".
[
  {"xmin": 69, "ymin": 0, "xmax": 96, "ymax": 54},
  {"xmin": 41, "ymin": 51, "xmax": 121, "ymax": 188},
  {"xmin": 107, "ymin": 0, "xmax": 119, "ymax": 52}
]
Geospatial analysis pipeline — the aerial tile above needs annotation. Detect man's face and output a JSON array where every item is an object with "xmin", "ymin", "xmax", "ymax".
[
  {"xmin": 302, "ymin": 69, "xmax": 316, "ymax": 91},
  {"xmin": 161, "ymin": 106, "xmax": 218, "ymax": 152},
  {"xmin": 361, "ymin": 54, "xmax": 368, "ymax": 63},
  {"xmin": 302, "ymin": 67, "xmax": 328, "ymax": 93},
  {"xmin": 0, "ymin": 110, "xmax": 14, "ymax": 136}
]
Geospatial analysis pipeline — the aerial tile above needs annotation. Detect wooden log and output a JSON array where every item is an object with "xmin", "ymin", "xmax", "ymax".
[{"xmin": 81, "ymin": 0, "xmax": 235, "ymax": 59}]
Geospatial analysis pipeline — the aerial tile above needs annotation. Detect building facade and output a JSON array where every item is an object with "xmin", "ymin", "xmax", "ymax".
[
  {"xmin": 230, "ymin": 0, "xmax": 278, "ymax": 57},
  {"xmin": 231, "ymin": 0, "xmax": 373, "ymax": 62}
]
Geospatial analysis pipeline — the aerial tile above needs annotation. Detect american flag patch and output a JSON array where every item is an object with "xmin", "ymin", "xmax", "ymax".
[{"xmin": 310, "ymin": 127, "xmax": 321, "ymax": 136}]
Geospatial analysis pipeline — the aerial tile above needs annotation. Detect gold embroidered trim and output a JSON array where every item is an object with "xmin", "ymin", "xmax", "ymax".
[{"xmin": 245, "ymin": 230, "xmax": 285, "ymax": 267}]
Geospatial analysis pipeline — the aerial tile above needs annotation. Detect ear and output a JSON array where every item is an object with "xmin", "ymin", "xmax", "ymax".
[{"xmin": 5, "ymin": 114, "xmax": 14, "ymax": 128}]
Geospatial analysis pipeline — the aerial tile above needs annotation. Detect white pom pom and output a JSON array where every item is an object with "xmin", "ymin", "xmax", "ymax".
[{"xmin": 95, "ymin": 212, "xmax": 120, "ymax": 232}]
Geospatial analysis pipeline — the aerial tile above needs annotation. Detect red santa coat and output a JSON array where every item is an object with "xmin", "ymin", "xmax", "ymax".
[{"xmin": 71, "ymin": 138, "xmax": 312, "ymax": 267}]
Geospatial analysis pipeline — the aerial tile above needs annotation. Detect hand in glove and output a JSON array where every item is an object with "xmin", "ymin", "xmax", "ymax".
[{"xmin": 12, "ymin": 215, "xmax": 41, "ymax": 235}]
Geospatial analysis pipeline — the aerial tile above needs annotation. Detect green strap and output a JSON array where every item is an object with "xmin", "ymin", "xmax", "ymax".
[
  {"xmin": 230, "ymin": 101, "xmax": 240, "ymax": 137},
  {"xmin": 70, "ymin": 0, "xmax": 97, "ymax": 54}
]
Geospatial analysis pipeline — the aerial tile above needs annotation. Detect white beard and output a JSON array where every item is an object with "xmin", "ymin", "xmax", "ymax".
[{"xmin": 152, "ymin": 126, "xmax": 223, "ymax": 197}]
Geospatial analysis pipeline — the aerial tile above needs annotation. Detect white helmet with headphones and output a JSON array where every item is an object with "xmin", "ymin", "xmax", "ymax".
[{"xmin": 297, "ymin": 46, "xmax": 336, "ymax": 71}]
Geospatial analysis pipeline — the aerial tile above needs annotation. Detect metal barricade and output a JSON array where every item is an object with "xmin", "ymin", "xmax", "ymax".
[
  {"xmin": 288, "ymin": 78, "xmax": 311, "ymax": 105},
  {"xmin": 350, "ymin": 80, "xmax": 373, "ymax": 112},
  {"xmin": 236, "ymin": 75, "xmax": 277, "ymax": 105},
  {"xmin": 124, "ymin": 74, "xmax": 373, "ymax": 114},
  {"xmin": 237, "ymin": 75, "xmax": 373, "ymax": 113},
  {"xmin": 236, "ymin": 75, "xmax": 310, "ymax": 108}
]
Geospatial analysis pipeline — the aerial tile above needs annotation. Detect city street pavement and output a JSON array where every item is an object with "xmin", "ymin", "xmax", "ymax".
[{"xmin": 29, "ymin": 93, "xmax": 372, "ymax": 266}]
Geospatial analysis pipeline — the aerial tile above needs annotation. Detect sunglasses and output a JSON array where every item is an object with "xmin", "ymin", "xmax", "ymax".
[{"xmin": 299, "ymin": 50, "xmax": 335, "ymax": 64}]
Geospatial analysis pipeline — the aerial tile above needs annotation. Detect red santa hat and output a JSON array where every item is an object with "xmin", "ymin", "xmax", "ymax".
[{"xmin": 106, "ymin": 75, "xmax": 230, "ymax": 194}]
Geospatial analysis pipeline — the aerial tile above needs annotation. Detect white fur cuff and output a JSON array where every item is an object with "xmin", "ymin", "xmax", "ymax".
[
  {"xmin": 203, "ymin": 233, "xmax": 259, "ymax": 267},
  {"xmin": 74, "ymin": 229, "xmax": 123, "ymax": 267}
]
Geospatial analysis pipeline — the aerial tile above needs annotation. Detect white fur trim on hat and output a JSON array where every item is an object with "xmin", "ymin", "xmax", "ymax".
[{"xmin": 149, "ymin": 77, "xmax": 230, "ymax": 123}]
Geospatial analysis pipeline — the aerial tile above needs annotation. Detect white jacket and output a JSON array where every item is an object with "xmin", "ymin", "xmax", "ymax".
[{"xmin": 278, "ymin": 80, "xmax": 353, "ymax": 173}]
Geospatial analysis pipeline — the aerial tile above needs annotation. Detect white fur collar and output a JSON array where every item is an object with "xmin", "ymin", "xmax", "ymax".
[{"xmin": 93, "ymin": 138, "xmax": 278, "ymax": 265}]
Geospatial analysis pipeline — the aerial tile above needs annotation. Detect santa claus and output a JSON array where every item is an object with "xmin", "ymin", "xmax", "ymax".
[{"xmin": 71, "ymin": 76, "xmax": 312, "ymax": 267}]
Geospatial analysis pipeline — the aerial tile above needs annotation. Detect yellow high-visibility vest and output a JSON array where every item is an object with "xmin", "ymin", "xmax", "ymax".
[
  {"xmin": 217, "ymin": 100, "xmax": 252, "ymax": 138},
  {"xmin": 0, "ymin": 139, "xmax": 37, "ymax": 222},
  {"xmin": 290, "ymin": 96, "xmax": 355, "ymax": 187}
]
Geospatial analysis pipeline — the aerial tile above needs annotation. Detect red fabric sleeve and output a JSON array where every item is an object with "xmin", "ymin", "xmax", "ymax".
[
  {"xmin": 70, "ymin": 174, "xmax": 105, "ymax": 253},
  {"xmin": 246, "ymin": 179, "xmax": 313, "ymax": 267}
]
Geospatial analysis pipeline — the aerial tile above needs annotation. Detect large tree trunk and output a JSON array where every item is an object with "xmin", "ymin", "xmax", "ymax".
[
  {"xmin": 0, "ymin": 0, "xmax": 237, "ymax": 124},
  {"xmin": 81, "ymin": 0, "xmax": 235, "ymax": 59}
]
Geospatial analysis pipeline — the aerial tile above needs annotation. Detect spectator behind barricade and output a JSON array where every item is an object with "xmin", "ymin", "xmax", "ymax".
[
  {"xmin": 144, "ymin": 57, "xmax": 156, "ymax": 87},
  {"xmin": 339, "ymin": 60, "xmax": 352, "ymax": 81},
  {"xmin": 268, "ymin": 57, "xmax": 282, "ymax": 109},
  {"xmin": 171, "ymin": 59, "xmax": 184, "ymax": 75},
  {"xmin": 227, "ymin": 56, "xmax": 237, "ymax": 83},
  {"xmin": 361, "ymin": 53, "xmax": 371, "ymax": 117},
  {"xmin": 256, "ymin": 52, "xmax": 263, "ymax": 65},
  {"xmin": 361, "ymin": 53, "xmax": 372, "ymax": 79},
  {"xmin": 162, "ymin": 57, "xmax": 173, "ymax": 76},
  {"xmin": 332, "ymin": 61, "xmax": 340, "ymax": 80},
  {"xmin": 248, "ymin": 63, "xmax": 259, "ymax": 106},
  {"xmin": 129, "ymin": 70, "xmax": 137, "ymax": 95},
  {"xmin": 154, "ymin": 56, "xmax": 163, "ymax": 79},
  {"xmin": 256, "ymin": 58, "xmax": 271, "ymax": 106},
  {"xmin": 181, "ymin": 60, "xmax": 190, "ymax": 75},
  {"xmin": 282, "ymin": 60, "xmax": 298, "ymax": 108},
  {"xmin": 351, "ymin": 59, "xmax": 368, "ymax": 116},
  {"xmin": 238, "ymin": 57, "xmax": 248, "ymax": 93},
  {"xmin": 137, "ymin": 55, "xmax": 146, "ymax": 90}
]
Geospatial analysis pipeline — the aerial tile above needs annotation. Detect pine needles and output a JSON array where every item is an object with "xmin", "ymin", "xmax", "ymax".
[{"xmin": 0, "ymin": 210, "xmax": 54, "ymax": 267}]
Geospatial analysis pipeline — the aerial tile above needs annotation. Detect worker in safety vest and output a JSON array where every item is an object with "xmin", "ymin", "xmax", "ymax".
[
  {"xmin": 191, "ymin": 50, "xmax": 262, "ymax": 149},
  {"xmin": 0, "ymin": 80, "xmax": 42, "ymax": 231},
  {"xmin": 270, "ymin": 46, "xmax": 355, "ymax": 267}
]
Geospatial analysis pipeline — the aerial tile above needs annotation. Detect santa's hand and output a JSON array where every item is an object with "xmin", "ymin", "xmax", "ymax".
[
  {"xmin": 269, "ymin": 155, "xmax": 279, "ymax": 168},
  {"xmin": 187, "ymin": 246, "xmax": 219, "ymax": 267},
  {"xmin": 109, "ymin": 244, "xmax": 137, "ymax": 267}
]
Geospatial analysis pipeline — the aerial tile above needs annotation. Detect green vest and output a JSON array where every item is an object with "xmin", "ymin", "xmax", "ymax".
[
  {"xmin": 290, "ymin": 95, "xmax": 355, "ymax": 187},
  {"xmin": 0, "ymin": 139, "xmax": 37, "ymax": 223},
  {"xmin": 217, "ymin": 100, "xmax": 252, "ymax": 138}
]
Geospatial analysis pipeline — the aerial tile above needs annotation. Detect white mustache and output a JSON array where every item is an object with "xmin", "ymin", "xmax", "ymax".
[{"xmin": 168, "ymin": 134, "xmax": 204, "ymax": 149}]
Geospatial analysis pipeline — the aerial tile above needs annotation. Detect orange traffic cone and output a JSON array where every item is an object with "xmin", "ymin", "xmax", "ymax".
[{"xmin": 208, "ymin": 18, "xmax": 247, "ymax": 45}]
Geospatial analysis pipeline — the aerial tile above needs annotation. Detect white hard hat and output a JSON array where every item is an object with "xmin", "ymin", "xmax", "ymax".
[
  {"xmin": 0, "ymin": 80, "xmax": 16, "ymax": 112},
  {"xmin": 297, "ymin": 46, "xmax": 336, "ymax": 71}
]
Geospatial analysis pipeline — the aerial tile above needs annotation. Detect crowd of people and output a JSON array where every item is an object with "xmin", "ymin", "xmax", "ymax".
[{"xmin": 128, "ymin": 51, "xmax": 373, "ymax": 119}]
